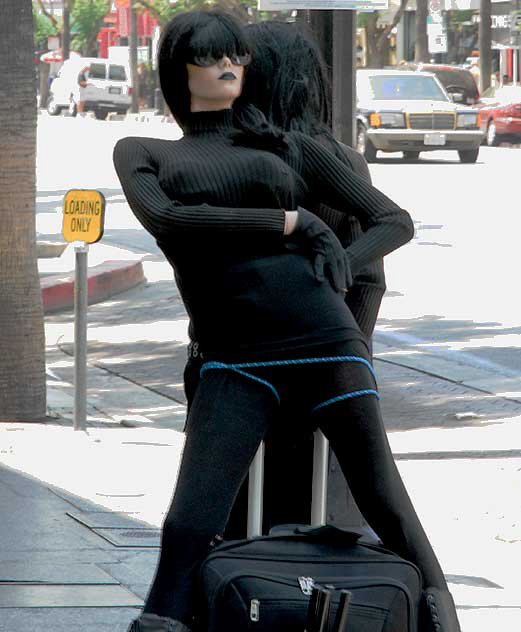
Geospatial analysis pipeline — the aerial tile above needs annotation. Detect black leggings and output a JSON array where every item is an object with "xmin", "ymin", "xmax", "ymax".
[{"xmin": 144, "ymin": 341, "xmax": 447, "ymax": 625}]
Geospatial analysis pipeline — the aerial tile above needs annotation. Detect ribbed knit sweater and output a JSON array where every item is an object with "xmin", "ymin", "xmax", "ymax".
[
  {"xmin": 313, "ymin": 136, "xmax": 385, "ymax": 338},
  {"xmin": 113, "ymin": 109, "xmax": 413, "ymax": 357}
]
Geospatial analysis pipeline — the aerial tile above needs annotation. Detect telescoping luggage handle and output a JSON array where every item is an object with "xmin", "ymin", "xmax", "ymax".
[{"xmin": 247, "ymin": 431, "xmax": 329, "ymax": 538}]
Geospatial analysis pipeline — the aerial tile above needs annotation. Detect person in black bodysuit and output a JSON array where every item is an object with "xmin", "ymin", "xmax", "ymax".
[
  {"xmin": 114, "ymin": 11, "xmax": 460, "ymax": 632},
  {"xmin": 182, "ymin": 20, "xmax": 385, "ymax": 539}
]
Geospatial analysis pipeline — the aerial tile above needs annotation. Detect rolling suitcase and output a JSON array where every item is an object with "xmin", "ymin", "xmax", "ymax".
[{"xmin": 197, "ymin": 433, "xmax": 423, "ymax": 632}]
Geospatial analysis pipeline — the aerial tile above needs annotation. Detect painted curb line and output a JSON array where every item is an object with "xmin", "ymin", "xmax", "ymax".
[{"xmin": 41, "ymin": 259, "xmax": 145, "ymax": 314}]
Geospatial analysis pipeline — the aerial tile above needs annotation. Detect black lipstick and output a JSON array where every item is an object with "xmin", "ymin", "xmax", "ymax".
[{"xmin": 219, "ymin": 72, "xmax": 236, "ymax": 80}]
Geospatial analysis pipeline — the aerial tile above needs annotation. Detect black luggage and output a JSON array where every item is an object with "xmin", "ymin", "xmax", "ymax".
[{"xmin": 197, "ymin": 433, "xmax": 423, "ymax": 632}]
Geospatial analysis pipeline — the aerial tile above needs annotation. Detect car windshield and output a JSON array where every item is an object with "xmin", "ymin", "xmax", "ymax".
[
  {"xmin": 368, "ymin": 75, "xmax": 448, "ymax": 101},
  {"xmin": 109, "ymin": 65, "xmax": 126, "ymax": 81},
  {"xmin": 89, "ymin": 63, "xmax": 107, "ymax": 79}
]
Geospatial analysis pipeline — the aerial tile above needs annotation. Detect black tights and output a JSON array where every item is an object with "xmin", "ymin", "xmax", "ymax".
[{"xmin": 144, "ymin": 345, "xmax": 447, "ymax": 624}]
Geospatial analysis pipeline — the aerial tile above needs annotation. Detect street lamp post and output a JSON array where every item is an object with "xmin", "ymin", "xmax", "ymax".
[{"xmin": 479, "ymin": 0, "xmax": 492, "ymax": 94}]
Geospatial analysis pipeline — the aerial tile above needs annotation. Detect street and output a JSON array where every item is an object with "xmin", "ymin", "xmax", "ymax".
[
  {"xmin": 37, "ymin": 113, "xmax": 521, "ymax": 382},
  {"xmin": 25, "ymin": 113, "xmax": 521, "ymax": 630}
]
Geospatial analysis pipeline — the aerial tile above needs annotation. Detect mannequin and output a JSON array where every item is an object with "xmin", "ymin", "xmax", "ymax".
[
  {"xmin": 183, "ymin": 20, "xmax": 386, "ymax": 539},
  {"xmin": 114, "ymin": 10, "xmax": 459, "ymax": 632}
]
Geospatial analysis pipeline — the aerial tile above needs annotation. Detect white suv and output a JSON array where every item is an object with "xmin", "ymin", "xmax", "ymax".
[{"xmin": 47, "ymin": 56, "xmax": 132, "ymax": 120}]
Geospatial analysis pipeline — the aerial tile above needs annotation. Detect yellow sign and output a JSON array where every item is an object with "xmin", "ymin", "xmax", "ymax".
[{"xmin": 62, "ymin": 189, "xmax": 105, "ymax": 243}]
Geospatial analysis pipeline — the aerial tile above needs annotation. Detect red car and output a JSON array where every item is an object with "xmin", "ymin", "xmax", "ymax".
[{"xmin": 478, "ymin": 85, "xmax": 521, "ymax": 146}]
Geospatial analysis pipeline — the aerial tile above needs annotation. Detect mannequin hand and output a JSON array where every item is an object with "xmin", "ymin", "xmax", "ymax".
[
  {"xmin": 421, "ymin": 587, "xmax": 461, "ymax": 632},
  {"xmin": 286, "ymin": 207, "xmax": 352, "ymax": 294}
]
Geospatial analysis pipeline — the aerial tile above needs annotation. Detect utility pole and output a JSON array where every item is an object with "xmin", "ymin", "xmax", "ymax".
[
  {"xmin": 415, "ymin": 0, "xmax": 429, "ymax": 62},
  {"xmin": 332, "ymin": 11, "xmax": 357, "ymax": 147},
  {"xmin": 130, "ymin": 2, "xmax": 139, "ymax": 113},
  {"xmin": 62, "ymin": 0, "xmax": 71, "ymax": 60},
  {"xmin": 310, "ymin": 11, "xmax": 357, "ymax": 147},
  {"xmin": 310, "ymin": 10, "xmax": 333, "ymax": 76},
  {"xmin": 479, "ymin": 0, "xmax": 492, "ymax": 93}
]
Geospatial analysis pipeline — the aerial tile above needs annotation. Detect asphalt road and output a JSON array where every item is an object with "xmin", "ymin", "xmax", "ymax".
[{"xmin": 37, "ymin": 113, "xmax": 521, "ymax": 387}]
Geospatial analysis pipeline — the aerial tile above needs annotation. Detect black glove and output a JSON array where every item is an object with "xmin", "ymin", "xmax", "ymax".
[
  {"xmin": 287, "ymin": 207, "xmax": 353, "ymax": 293},
  {"xmin": 421, "ymin": 588, "xmax": 461, "ymax": 632}
]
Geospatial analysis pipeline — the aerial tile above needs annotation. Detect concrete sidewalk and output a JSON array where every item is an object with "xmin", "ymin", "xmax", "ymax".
[
  {"xmin": 3, "ymin": 252, "xmax": 519, "ymax": 631},
  {"xmin": 2, "ymin": 366, "xmax": 520, "ymax": 630},
  {"xmin": 38, "ymin": 240, "xmax": 146, "ymax": 314}
]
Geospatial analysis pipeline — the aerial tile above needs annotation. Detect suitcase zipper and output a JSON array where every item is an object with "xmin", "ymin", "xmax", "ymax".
[
  {"xmin": 210, "ymin": 570, "xmax": 416, "ymax": 630},
  {"xmin": 202, "ymin": 549, "xmax": 422, "ymax": 598},
  {"xmin": 250, "ymin": 598, "xmax": 260, "ymax": 622}
]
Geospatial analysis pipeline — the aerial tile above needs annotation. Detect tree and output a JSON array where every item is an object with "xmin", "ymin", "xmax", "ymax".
[
  {"xmin": 358, "ymin": 0, "xmax": 410, "ymax": 68},
  {"xmin": 33, "ymin": 1, "xmax": 59, "ymax": 50},
  {"xmin": 414, "ymin": 0, "xmax": 429, "ymax": 62},
  {"xmin": 71, "ymin": 0, "xmax": 111, "ymax": 56},
  {"xmin": 0, "ymin": 0, "xmax": 46, "ymax": 421},
  {"xmin": 133, "ymin": 0, "xmax": 276, "ymax": 27},
  {"xmin": 35, "ymin": 0, "xmax": 76, "ymax": 60}
]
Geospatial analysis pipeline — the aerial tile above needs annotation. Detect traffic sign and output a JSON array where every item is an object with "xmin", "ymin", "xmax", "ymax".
[{"xmin": 62, "ymin": 189, "xmax": 105, "ymax": 244}]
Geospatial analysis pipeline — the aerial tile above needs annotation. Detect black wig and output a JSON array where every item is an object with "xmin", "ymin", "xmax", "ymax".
[
  {"xmin": 158, "ymin": 10, "xmax": 251, "ymax": 128},
  {"xmin": 237, "ymin": 21, "xmax": 331, "ymax": 136}
]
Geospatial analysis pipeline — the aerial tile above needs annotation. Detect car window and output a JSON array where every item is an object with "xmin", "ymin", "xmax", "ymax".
[
  {"xmin": 368, "ymin": 74, "xmax": 448, "ymax": 101},
  {"xmin": 109, "ymin": 65, "xmax": 127, "ymax": 81},
  {"xmin": 89, "ymin": 63, "xmax": 107, "ymax": 79},
  {"xmin": 432, "ymin": 69, "xmax": 479, "ymax": 97}
]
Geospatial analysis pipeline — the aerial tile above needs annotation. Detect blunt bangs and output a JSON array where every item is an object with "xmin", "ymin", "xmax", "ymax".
[
  {"xmin": 158, "ymin": 10, "xmax": 249, "ymax": 128},
  {"xmin": 186, "ymin": 14, "xmax": 250, "ymax": 62}
]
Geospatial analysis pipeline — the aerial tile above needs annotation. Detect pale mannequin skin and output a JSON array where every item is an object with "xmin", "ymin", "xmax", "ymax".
[{"xmin": 186, "ymin": 56, "xmax": 298, "ymax": 235}]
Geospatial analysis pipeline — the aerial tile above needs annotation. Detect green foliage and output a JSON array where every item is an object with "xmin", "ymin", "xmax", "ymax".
[
  {"xmin": 357, "ymin": 11, "xmax": 375, "ymax": 28},
  {"xmin": 71, "ymin": 0, "xmax": 110, "ymax": 55},
  {"xmin": 134, "ymin": 0, "xmax": 290, "ymax": 27},
  {"xmin": 448, "ymin": 9, "xmax": 475, "ymax": 27},
  {"xmin": 33, "ymin": 1, "xmax": 59, "ymax": 48}
]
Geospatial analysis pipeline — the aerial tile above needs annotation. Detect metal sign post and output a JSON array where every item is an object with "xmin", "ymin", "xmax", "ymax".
[
  {"xmin": 62, "ymin": 190, "xmax": 105, "ymax": 431},
  {"xmin": 74, "ymin": 243, "xmax": 89, "ymax": 431}
]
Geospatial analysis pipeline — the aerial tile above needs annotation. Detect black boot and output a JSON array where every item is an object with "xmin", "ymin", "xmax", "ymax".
[{"xmin": 127, "ymin": 613, "xmax": 192, "ymax": 632}]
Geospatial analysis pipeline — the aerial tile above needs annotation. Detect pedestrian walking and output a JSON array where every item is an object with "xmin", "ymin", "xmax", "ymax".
[
  {"xmin": 76, "ymin": 64, "xmax": 89, "ymax": 116},
  {"xmin": 113, "ymin": 10, "xmax": 459, "ymax": 632}
]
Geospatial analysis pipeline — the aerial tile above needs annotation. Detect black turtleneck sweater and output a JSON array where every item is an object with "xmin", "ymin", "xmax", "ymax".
[{"xmin": 113, "ymin": 109, "xmax": 413, "ymax": 358}]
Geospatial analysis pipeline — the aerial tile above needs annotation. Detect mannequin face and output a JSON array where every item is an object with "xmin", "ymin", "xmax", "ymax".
[{"xmin": 187, "ymin": 55, "xmax": 246, "ymax": 112}]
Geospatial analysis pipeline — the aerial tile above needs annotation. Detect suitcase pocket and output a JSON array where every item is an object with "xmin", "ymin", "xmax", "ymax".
[{"xmin": 206, "ymin": 571, "xmax": 416, "ymax": 632}]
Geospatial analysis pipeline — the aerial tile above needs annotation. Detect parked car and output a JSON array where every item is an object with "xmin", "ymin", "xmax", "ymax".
[
  {"xmin": 477, "ymin": 85, "xmax": 521, "ymax": 146},
  {"xmin": 399, "ymin": 63, "xmax": 480, "ymax": 106},
  {"xmin": 47, "ymin": 56, "xmax": 131, "ymax": 120},
  {"xmin": 356, "ymin": 69, "xmax": 484, "ymax": 163}
]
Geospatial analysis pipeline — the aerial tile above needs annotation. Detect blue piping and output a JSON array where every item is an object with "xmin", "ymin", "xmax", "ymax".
[
  {"xmin": 200, "ymin": 355, "xmax": 377, "ymax": 381},
  {"xmin": 312, "ymin": 389, "xmax": 380, "ymax": 413},
  {"xmin": 200, "ymin": 362, "xmax": 280, "ymax": 403}
]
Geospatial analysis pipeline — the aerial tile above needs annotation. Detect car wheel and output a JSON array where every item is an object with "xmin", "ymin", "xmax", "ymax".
[
  {"xmin": 403, "ymin": 151, "xmax": 420, "ymax": 161},
  {"xmin": 458, "ymin": 148, "xmax": 479, "ymax": 163},
  {"xmin": 486, "ymin": 121, "xmax": 500, "ymax": 147},
  {"xmin": 46, "ymin": 97, "xmax": 61, "ymax": 116},
  {"xmin": 357, "ymin": 124, "xmax": 377, "ymax": 163},
  {"xmin": 94, "ymin": 110, "xmax": 108, "ymax": 120}
]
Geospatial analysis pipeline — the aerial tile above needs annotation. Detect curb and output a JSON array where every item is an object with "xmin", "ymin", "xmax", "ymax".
[
  {"xmin": 37, "ymin": 241, "xmax": 68, "ymax": 259},
  {"xmin": 41, "ymin": 259, "xmax": 145, "ymax": 313}
]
